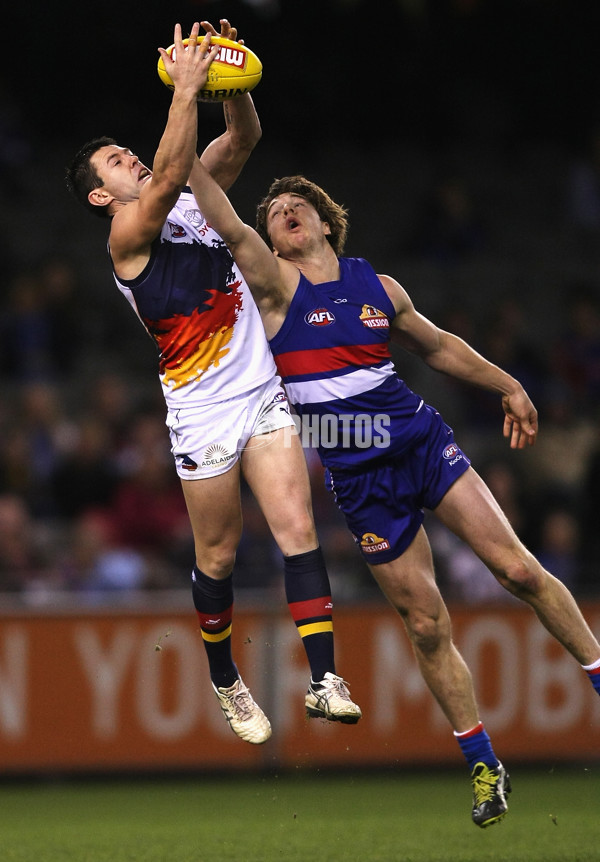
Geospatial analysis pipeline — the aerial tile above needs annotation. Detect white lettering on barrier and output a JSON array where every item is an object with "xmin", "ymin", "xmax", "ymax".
[
  {"xmin": 136, "ymin": 624, "xmax": 202, "ymax": 739},
  {"xmin": 0, "ymin": 626, "xmax": 27, "ymax": 738},
  {"xmin": 370, "ymin": 613, "xmax": 600, "ymax": 737},
  {"xmin": 460, "ymin": 617, "xmax": 520, "ymax": 732},
  {"xmin": 526, "ymin": 624, "xmax": 586, "ymax": 731},
  {"xmin": 373, "ymin": 621, "xmax": 432, "ymax": 732},
  {"xmin": 270, "ymin": 620, "xmax": 306, "ymax": 732},
  {"xmin": 74, "ymin": 623, "xmax": 137, "ymax": 738}
]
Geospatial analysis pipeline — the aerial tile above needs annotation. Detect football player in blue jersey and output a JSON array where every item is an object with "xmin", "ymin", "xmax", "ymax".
[{"xmin": 188, "ymin": 163, "xmax": 600, "ymax": 827}]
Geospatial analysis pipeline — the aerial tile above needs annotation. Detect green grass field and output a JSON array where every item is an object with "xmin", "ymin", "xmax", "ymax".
[{"xmin": 0, "ymin": 766, "xmax": 598, "ymax": 861}]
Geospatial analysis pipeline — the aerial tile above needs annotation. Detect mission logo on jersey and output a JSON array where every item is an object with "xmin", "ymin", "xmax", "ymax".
[
  {"xmin": 359, "ymin": 304, "xmax": 388, "ymax": 329},
  {"xmin": 359, "ymin": 532, "xmax": 391, "ymax": 553}
]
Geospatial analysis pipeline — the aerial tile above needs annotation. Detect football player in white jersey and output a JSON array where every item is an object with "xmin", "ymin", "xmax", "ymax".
[{"xmin": 66, "ymin": 21, "xmax": 361, "ymax": 746}]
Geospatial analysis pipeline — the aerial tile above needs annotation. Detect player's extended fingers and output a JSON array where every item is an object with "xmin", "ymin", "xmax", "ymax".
[
  {"xmin": 200, "ymin": 20, "xmax": 218, "ymax": 37},
  {"xmin": 512, "ymin": 423, "xmax": 526, "ymax": 449},
  {"xmin": 201, "ymin": 38, "xmax": 220, "ymax": 66},
  {"xmin": 173, "ymin": 22, "xmax": 184, "ymax": 49},
  {"xmin": 186, "ymin": 22, "xmax": 201, "ymax": 49}
]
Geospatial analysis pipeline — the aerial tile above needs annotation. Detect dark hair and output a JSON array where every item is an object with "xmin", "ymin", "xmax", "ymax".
[
  {"xmin": 255, "ymin": 175, "xmax": 349, "ymax": 256},
  {"xmin": 65, "ymin": 136, "xmax": 119, "ymax": 218}
]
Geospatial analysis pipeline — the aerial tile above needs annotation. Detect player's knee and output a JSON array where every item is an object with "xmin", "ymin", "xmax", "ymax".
[
  {"xmin": 407, "ymin": 613, "xmax": 446, "ymax": 657},
  {"xmin": 195, "ymin": 543, "xmax": 237, "ymax": 579},
  {"xmin": 497, "ymin": 552, "xmax": 545, "ymax": 598},
  {"xmin": 272, "ymin": 508, "xmax": 318, "ymax": 554}
]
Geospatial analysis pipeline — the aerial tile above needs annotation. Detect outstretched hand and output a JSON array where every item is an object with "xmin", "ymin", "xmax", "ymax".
[
  {"xmin": 201, "ymin": 18, "xmax": 243, "ymax": 44},
  {"xmin": 502, "ymin": 389, "xmax": 538, "ymax": 449},
  {"xmin": 157, "ymin": 23, "xmax": 219, "ymax": 97}
]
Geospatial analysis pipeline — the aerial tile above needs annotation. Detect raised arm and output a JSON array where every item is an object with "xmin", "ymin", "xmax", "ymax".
[
  {"xmin": 109, "ymin": 23, "xmax": 218, "ymax": 274},
  {"xmin": 383, "ymin": 273, "xmax": 538, "ymax": 449},
  {"xmin": 188, "ymin": 157, "xmax": 294, "ymax": 333},
  {"xmin": 196, "ymin": 19, "xmax": 262, "ymax": 191}
]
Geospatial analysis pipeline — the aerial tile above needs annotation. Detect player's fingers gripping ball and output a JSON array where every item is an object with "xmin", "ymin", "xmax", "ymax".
[{"xmin": 157, "ymin": 36, "xmax": 262, "ymax": 102}]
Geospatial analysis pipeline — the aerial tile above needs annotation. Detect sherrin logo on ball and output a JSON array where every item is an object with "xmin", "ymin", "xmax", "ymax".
[{"xmin": 157, "ymin": 35, "xmax": 262, "ymax": 102}]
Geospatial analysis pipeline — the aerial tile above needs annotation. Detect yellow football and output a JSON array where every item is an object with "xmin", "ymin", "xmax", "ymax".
[{"xmin": 157, "ymin": 35, "xmax": 262, "ymax": 102}]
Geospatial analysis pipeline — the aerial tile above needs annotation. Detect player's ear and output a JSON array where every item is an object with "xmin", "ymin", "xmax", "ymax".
[
  {"xmin": 323, "ymin": 221, "xmax": 331, "ymax": 236},
  {"xmin": 88, "ymin": 188, "xmax": 113, "ymax": 210}
]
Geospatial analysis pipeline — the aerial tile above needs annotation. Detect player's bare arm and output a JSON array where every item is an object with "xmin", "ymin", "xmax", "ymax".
[
  {"xmin": 383, "ymin": 273, "xmax": 537, "ymax": 449},
  {"xmin": 109, "ymin": 24, "xmax": 218, "ymax": 279},
  {"xmin": 196, "ymin": 20, "xmax": 262, "ymax": 191},
  {"xmin": 197, "ymin": 19, "xmax": 262, "ymax": 190},
  {"xmin": 198, "ymin": 96, "xmax": 261, "ymax": 192},
  {"xmin": 188, "ymin": 159, "xmax": 294, "ymax": 335}
]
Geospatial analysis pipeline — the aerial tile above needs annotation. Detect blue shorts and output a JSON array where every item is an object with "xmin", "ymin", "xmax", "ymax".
[{"xmin": 325, "ymin": 409, "xmax": 470, "ymax": 565}]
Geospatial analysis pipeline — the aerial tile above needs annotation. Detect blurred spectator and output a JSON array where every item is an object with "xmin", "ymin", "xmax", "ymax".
[
  {"xmin": 110, "ymin": 410, "xmax": 191, "ymax": 568},
  {"xmin": 0, "ymin": 270, "xmax": 55, "ymax": 381},
  {"xmin": 0, "ymin": 84, "xmax": 32, "ymax": 197},
  {"xmin": 51, "ymin": 414, "xmax": 119, "ymax": 519},
  {"xmin": 565, "ymin": 124, "xmax": 600, "ymax": 236},
  {"xmin": 578, "ymin": 432, "xmax": 600, "ymax": 595},
  {"xmin": 525, "ymin": 382, "xmax": 597, "ymax": 505},
  {"xmin": 534, "ymin": 508, "xmax": 582, "ymax": 594},
  {"xmin": 427, "ymin": 516, "xmax": 511, "ymax": 605},
  {"xmin": 550, "ymin": 285, "xmax": 600, "ymax": 413},
  {"xmin": 408, "ymin": 173, "xmax": 487, "ymax": 265},
  {"xmin": 58, "ymin": 509, "xmax": 149, "ymax": 600},
  {"xmin": 0, "ymin": 381, "xmax": 78, "ymax": 517},
  {"xmin": 0, "ymin": 493, "xmax": 58, "ymax": 595},
  {"xmin": 0, "ymin": 256, "xmax": 90, "ymax": 383},
  {"xmin": 81, "ymin": 371, "xmax": 139, "ymax": 455},
  {"xmin": 456, "ymin": 295, "xmax": 548, "ymax": 434},
  {"xmin": 36, "ymin": 255, "xmax": 86, "ymax": 375},
  {"xmin": 480, "ymin": 457, "xmax": 532, "ymax": 541}
]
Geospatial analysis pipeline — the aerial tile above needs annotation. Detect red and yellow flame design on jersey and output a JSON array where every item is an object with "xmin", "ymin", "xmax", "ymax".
[{"xmin": 149, "ymin": 279, "xmax": 243, "ymax": 391}]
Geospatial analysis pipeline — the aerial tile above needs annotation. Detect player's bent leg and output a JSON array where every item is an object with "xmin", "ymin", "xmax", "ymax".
[
  {"xmin": 434, "ymin": 468, "xmax": 600, "ymax": 666},
  {"xmin": 241, "ymin": 427, "xmax": 317, "ymax": 554},
  {"xmin": 242, "ymin": 429, "xmax": 362, "ymax": 723},
  {"xmin": 369, "ymin": 527, "xmax": 480, "ymax": 732},
  {"xmin": 181, "ymin": 466, "xmax": 271, "ymax": 743},
  {"xmin": 370, "ymin": 527, "xmax": 509, "ymax": 826},
  {"xmin": 180, "ymin": 463, "xmax": 243, "ymax": 576}
]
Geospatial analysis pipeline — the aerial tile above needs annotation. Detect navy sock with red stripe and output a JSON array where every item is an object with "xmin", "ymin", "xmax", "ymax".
[
  {"xmin": 454, "ymin": 721, "xmax": 498, "ymax": 770},
  {"xmin": 284, "ymin": 547, "xmax": 335, "ymax": 682},
  {"xmin": 191, "ymin": 566, "xmax": 238, "ymax": 689}
]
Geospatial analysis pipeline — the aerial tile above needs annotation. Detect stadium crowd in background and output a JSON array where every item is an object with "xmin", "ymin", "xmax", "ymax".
[
  {"xmin": 0, "ymin": 234, "xmax": 599, "ymax": 600},
  {"xmin": 0, "ymin": 5, "xmax": 599, "ymax": 607},
  {"xmin": 0, "ymin": 211, "xmax": 599, "ymax": 605}
]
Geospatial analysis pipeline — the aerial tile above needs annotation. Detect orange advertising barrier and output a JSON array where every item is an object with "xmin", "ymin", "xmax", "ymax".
[{"xmin": 0, "ymin": 600, "xmax": 599, "ymax": 773}]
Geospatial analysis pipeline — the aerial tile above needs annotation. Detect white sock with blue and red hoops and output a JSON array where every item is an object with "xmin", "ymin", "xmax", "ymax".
[{"xmin": 582, "ymin": 657, "xmax": 600, "ymax": 695}]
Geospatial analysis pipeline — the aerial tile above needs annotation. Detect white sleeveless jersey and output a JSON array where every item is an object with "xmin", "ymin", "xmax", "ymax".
[{"xmin": 112, "ymin": 188, "xmax": 277, "ymax": 409}]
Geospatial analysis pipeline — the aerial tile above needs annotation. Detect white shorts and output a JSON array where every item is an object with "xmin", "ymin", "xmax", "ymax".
[{"xmin": 166, "ymin": 377, "xmax": 296, "ymax": 480}]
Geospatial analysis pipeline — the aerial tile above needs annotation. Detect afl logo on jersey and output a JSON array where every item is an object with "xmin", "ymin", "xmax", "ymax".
[
  {"xmin": 359, "ymin": 304, "xmax": 388, "ymax": 329},
  {"xmin": 305, "ymin": 308, "xmax": 335, "ymax": 326},
  {"xmin": 443, "ymin": 444, "xmax": 460, "ymax": 460}
]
